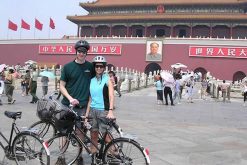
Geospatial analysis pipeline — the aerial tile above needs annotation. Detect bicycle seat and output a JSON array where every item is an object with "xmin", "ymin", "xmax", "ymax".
[{"xmin": 4, "ymin": 111, "xmax": 22, "ymax": 119}]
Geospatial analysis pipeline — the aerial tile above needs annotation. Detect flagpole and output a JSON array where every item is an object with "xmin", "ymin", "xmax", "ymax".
[
  {"xmin": 7, "ymin": 19, "xmax": 9, "ymax": 39},
  {"xmin": 20, "ymin": 26, "xmax": 22, "ymax": 39},
  {"xmin": 34, "ymin": 18, "xmax": 36, "ymax": 39},
  {"xmin": 48, "ymin": 24, "xmax": 50, "ymax": 39},
  {"xmin": 7, "ymin": 29, "xmax": 9, "ymax": 40},
  {"xmin": 34, "ymin": 28, "xmax": 36, "ymax": 39}
]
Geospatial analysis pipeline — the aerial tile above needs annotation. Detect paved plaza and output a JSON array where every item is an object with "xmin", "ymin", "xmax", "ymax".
[{"xmin": 0, "ymin": 83, "xmax": 247, "ymax": 165}]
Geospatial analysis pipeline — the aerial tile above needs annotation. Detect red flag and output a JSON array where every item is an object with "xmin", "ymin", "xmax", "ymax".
[
  {"xmin": 35, "ymin": 19, "xmax": 43, "ymax": 31},
  {"xmin": 8, "ymin": 20, "xmax": 18, "ymax": 31},
  {"xmin": 21, "ymin": 19, "xmax": 30, "ymax": 30},
  {"xmin": 49, "ymin": 18, "xmax": 55, "ymax": 29}
]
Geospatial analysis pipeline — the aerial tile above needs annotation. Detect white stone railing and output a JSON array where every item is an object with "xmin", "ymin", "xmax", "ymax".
[{"xmin": 15, "ymin": 65, "xmax": 246, "ymax": 99}]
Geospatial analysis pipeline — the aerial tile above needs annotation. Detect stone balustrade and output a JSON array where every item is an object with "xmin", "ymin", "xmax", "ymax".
[{"xmin": 13, "ymin": 65, "xmax": 246, "ymax": 100}]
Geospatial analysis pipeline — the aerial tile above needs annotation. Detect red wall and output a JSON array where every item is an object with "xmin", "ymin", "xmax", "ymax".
[{"xmin": 0, "ymin": 39, "xmax": 246, "ymax": 80}]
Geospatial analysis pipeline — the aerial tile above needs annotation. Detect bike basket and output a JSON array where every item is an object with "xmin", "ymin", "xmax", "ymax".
[
  {"xmin": 53, "ymin": 109, "xmax": 76, "ymax": 134},
  {"xmin": 37, "ymin": 99, "xmax": 57, "ymax": 121}
]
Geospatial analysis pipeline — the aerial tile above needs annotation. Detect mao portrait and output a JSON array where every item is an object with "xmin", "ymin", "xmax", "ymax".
[{"xmin": 146, "ymin": 41, "xmax": 162, "ymax": 62}]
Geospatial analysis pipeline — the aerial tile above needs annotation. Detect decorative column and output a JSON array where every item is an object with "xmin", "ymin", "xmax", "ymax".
[
  {"xmin": 230, "ymin": 24, "xmax": 233, "ymax": 38},
  {"xmin": 190, "ymin": 24, "xmax": 193, "ymax": 37},
  {"xmin": 110, "ymin": 25, "xmax": 112, "ymax": 37},
  {"xmin": 170, "ymin": 25, "xmax": 174, "ymax": 37},
  {"xmin": 144, "ymin": 25, "xmax": 148, "ymax": 37},
  {"xmin": 126, "ymin": 25, "xmax": 129, "ymax": 37},
  {"xmin": 77, "ymin": 25, "xmax": 80, "ymax": 37},
  {"xmin": 210, "ymin": 24, "xmax": 213, "ymax": 38},
  {"xmin": 93, "ymin": 25, "xmax": 96, "ymax": 37}
]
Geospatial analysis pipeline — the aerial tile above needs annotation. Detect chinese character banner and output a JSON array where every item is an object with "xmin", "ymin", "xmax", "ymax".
[
  {"xmin": 39, "ymin": 44, "xmax": 122, "ymax": 55},
  {"xmin": 189, "ymin": 46, "xmax": 247, "ymax": 58}
]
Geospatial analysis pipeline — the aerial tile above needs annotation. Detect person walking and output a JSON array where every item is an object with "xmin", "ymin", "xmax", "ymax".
[
  {"xmin": 29, "ymin": 67, "xmax": 39, "ymax": 103},
  {"xmin": 220, "ymin": 80, "xmax": 228, "ymax": 103},
  {"xmin": 154, "ymin": 74, "xmax": 163, "ymax": 105},
  {"xmin": 163, "ymin": 77, "xmax": 175, "ymax": 106},
  {"xmin": 0, "ymin": 70, "xmax": 4, "ymax": 105},
  {"xmin": 173, "ymin": 75, "xmax": 181, "ymax": 104},
  {"xmin": 84, "ymin": 56, "xmax": 115, "ymax": 164},
  {"xmin": 4, "ymin": 68, "xmax": 16, "ymax": 104},
  {"xmin": 186, "ymin": 75, "xmax": 195, "ymax": 103},
  {"xmin": 242, "ymin": 80, "xmax": 247, "ymax": 106},
  {"xmin": 59, "ymin": 40, "xmax": 95, "ymax": 164},
  {"xmin": 201, "ymin": 77, "xmax": 208, "ymax": 100},
  {"xmin": 108, "ymin": 71, "xmax": 121, "ymax": 97},
  {"xmin": 24, "ymin": 70, "xmax": 31, "ymax": 96},
  {"xmin": 41, "ymin": 76, "xmax": 49, "ymax": 98}
]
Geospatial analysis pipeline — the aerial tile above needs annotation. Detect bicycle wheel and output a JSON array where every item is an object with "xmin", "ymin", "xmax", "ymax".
[
  {"xmin": 29, "ymin": 120, "xmax": 56, "ymax": 140},
  {"xmin": 103, "ymin": 138, "xmax": 150, "ymax": 165},
  {"xmin": 47, "ymin": 134, "xmax": 82, "ymax": 165},
  {"xmin": 12, "ymin": 131, "xmax": 50, "ymax": 165}
]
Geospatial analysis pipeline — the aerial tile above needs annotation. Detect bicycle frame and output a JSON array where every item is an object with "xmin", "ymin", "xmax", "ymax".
[
  {"xmin": 68, "ymin": 119, "xmax": 115, "ymax": 158},
  {"xmin": 0, "ymin": 118, "xmax": 21, "ymax": 153}
]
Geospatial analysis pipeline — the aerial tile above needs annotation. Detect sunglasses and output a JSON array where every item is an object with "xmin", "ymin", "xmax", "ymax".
[
  {"xmin": 77, "ymin": 50, "xmax": 87, "ymax": 54},
  {"xmin": 95, "ymin": 65, "xmax": 104, "ymax": 69}
]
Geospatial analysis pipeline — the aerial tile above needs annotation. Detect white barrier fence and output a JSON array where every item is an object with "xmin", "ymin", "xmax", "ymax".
[{"xmin": 15, "ymin": 66, "xmax": 246, "ymax": 99}]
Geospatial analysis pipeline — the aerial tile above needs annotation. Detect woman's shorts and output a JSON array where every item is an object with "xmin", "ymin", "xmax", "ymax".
[{"xmin": 90, "ymin": 109, "xmax": 110, "ymax": 133}]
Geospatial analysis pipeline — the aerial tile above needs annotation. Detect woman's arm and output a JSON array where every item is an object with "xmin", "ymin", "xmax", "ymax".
[
  {"xmin": 107, "ymin": 78, "xmax": 115, "ymax": 118},
  {"xmin": 85, "ymin": 96, "xmax": 92, "ymax": 118}
]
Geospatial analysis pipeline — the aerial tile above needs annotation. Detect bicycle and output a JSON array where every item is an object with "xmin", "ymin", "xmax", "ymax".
[
  {"xmin": 29, "ymin": 91, "xmax": 123, "ymax": 141},
  {"xmin": 0, "ymin": 111, "xmax": 50, "ymax": 165},
  {"xmin": 47, "ymin": 106, "xmax": 151, "ymax": 165}
]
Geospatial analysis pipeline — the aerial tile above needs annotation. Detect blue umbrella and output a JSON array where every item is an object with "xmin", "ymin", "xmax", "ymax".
[{"xmin": 40, "ymin": 71, "xmax": 56, "ymax": 79}]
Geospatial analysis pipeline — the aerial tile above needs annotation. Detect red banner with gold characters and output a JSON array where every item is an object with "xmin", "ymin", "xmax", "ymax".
[
  {"xmin": 39, "ymin": 44, "xmax": 122, "ymax": 55},
  {"xmin": 189, "ymin": 46, "xmax": 247, "ymax": 58}
]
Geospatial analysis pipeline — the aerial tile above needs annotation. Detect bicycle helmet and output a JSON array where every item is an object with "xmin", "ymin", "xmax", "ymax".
[
  {"xmin": 54, "ymin": 109, "xmax": 76, "ymax": 134},
  {"xmin": 92, "ymin": 56, "xmax": 107, "ymax": 66},
  {"xmin": 74, "ymin": 40, "xmax": 90, "ymax": 51}
]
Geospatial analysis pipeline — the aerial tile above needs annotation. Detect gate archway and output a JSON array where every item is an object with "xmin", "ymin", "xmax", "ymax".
[
  {"xmin": 233, "ymin": 71, "xmax": 246, "ymax": 82},
  {"xmin": 194, "ymin": 67, "xmax": 207, "ymax": 78},
  {"xmin": 144, "ymin": 63, "xmax": 162, "ymax": 75}
]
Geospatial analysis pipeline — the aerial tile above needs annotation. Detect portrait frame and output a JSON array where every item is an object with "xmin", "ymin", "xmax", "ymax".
[{"xmin": 146, "ymin": 40, "xmax": 163, "ymax": 62}]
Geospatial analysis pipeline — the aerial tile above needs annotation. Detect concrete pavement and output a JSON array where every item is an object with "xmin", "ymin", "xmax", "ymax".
[{"xmin": 0, "ymin": 83, "xmax": 247, "ymax": 165}]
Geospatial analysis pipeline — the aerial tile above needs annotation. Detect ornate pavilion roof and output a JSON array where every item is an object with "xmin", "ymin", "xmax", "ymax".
[
  {"xmin": 80, "ymin": 0, "xmax": 247, "ymax": 7},
  {"xmin": 67, "ymin": 13, "xmax": 247, "ymax": 24},
  {"xmin": 67, "ymin": 0, "xmax": 247, "ymax": 24}
]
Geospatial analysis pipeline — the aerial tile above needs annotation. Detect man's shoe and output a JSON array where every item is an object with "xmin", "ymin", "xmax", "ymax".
[
  {"xmin": 54, "ymin": 156, "xmax": 66, "ymax": 165},
  {"xmin": 75, "ymin": 156, "xmax": 84, "ymax": 165},
  {"xmin": 30, "ymin": 101, "xmax": 34, "ymax": 104},
  {"xmin": 11, "ymin": 99, "xmax": 16, "ymax": 104}
]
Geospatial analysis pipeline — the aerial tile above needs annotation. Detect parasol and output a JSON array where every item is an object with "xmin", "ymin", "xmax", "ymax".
[
  {"xmin": 171, "ymin": 63, "xmax": 187, "ymax": 69},
  {"xmin": 25, "ymin": 60, "xmax": 37, "ymax": 65},
  {"xmin": 160, "ymin": 71, "xmax": 174, "ymax": 83},
  {"xmin": 39, "ymin": 71, "xmax": 55, "ymax": 79}
]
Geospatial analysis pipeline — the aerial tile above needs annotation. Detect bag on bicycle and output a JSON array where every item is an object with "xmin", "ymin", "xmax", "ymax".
[
  {"xmin": 54, "ymin": 109, "xmax": 76, "ymax": 134},
  {"xmin": 37, "ymin": 107, "xmax": 53, "ymax": 121}
]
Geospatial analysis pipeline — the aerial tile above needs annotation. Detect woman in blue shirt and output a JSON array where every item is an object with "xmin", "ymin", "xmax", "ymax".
[{"xmin": 85, "ymin": 56, "xmax": 115, "ymax": 160}]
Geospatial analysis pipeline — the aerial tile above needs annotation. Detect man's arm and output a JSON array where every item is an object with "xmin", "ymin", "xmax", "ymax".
[{"xmin": 60, "ymin": 80, "xmax": 79, "ymax": 106}]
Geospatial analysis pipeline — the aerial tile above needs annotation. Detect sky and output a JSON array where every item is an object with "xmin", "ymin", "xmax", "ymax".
[{"xmin": 0, "ymin": 0, "xmax": 95, "ymax": 40}]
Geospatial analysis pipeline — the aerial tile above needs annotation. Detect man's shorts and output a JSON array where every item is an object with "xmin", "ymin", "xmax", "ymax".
[{"xmin": 89, "ymin": 109, "xmax": 110, "ymax": 133}]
